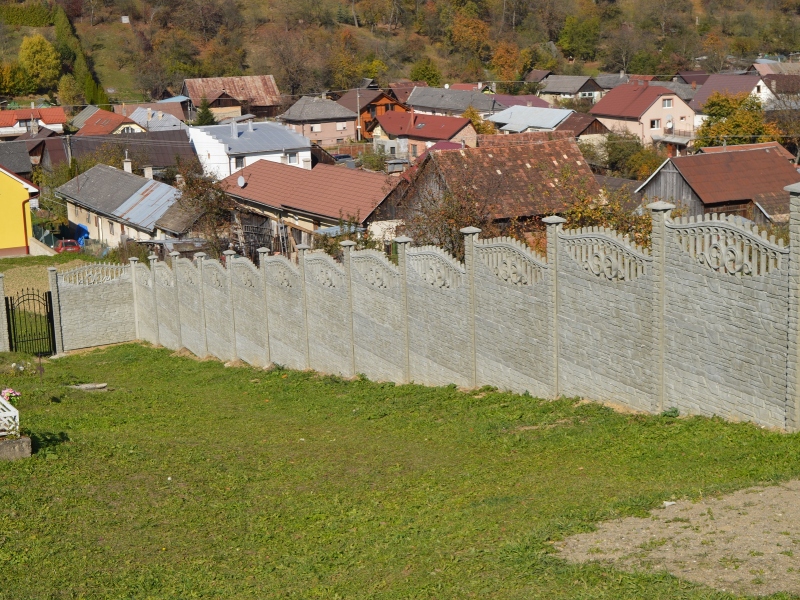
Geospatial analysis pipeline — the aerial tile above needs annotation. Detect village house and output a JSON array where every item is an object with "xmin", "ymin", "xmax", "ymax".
[
  {"xmin": 74, "ymin": 108, "xmax": 145, "ymax": 137},
  {"xmin": 335, "ymin": 89, "xmax": 407, "ymax": 140},
  {"xmin": 698, "ymin": 141, "xmax": 795, "ymax": 161},
  {"xmin": 489, "ymin": 94, "xmax": 550, "ymax": 109},
  {"xmin": 0, "ymin": 106, "xmax": 67, "ymax": 140},
  {"xmin": 56, "ymin": 163, "xmax": 183, "ymax": 246},
  {"xmin": 127, "ymin": 107, "xmax": 188, "ymax": 132},
  {"xmin": 278, "ymin": 96, "xmax": 358, "ymax": 146},
  {"xmin": 387, "ymin": 80, "xmax": 428, "ymax": 104},
  {"xmin": 405, "ymin": 87, "xmax": 506, "ymax": 118},
  {"xmin": 221, "ymin": 159, "xmax": 395, "ymax": 255},
  {"xmin": 636, "ymin": 147, "xmax": 800, "ymax": 224},
  {"xmin": 181, "ymin": 75, "xmax": 282, "ymax": 118},
  {"xmin": 674, "ymin": 70, "xmax": 710, "ymax": 86},
  {"xmin": 114, "ymin": 102, "xmax": 187, "ymax": 122},
  {"xmin": 188, "ymin": 121, "xmax": 312, "ymax": 179},
  {"xmin": 749, "ymin": 61, "xmax": 800, "ymax": 77},
  {"xmin": 488, "ymin": 106, "xmax": 575, "ymax": 133},
  {"xmin": 0, "ymin": 165, "xmax": 38, "ymax": 257},
  {"xmin": 590, "ymin": 81, "xmax": 696, "ymax": 153},
  {"xmin": 370, "ymin": 112, "xmax": 477, "ymax": 160},
  {"xmin": 538, "ymin": 75, "xmax": 604, "ymax": 105},
  {"xmin": 524, "ymin": 69, "xmax": 552, "ymax": 84},
  {"xmin": 0, "ymin": 141, "xmax": 33, "ymax": 179},
  {"xmin": 689, "ymin": 74, "xmax": 775, "ymax": 127},
  {"xmin": 70, "ymin": 130, "xmax": 197, "ymax": 173}
]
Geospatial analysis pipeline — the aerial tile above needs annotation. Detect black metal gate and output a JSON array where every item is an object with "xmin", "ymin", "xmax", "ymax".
[{"xmin": 5, "ymin": 289, "xmax": 56, "ymax": 356}]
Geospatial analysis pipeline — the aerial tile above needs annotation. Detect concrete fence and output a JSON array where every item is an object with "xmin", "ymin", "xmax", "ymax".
[{"xmin": 15, "ymin": 196, "xmax": 800, "ymax": 431}]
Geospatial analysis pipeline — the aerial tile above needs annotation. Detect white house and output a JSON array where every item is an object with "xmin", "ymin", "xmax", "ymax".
[
  {"xmin": 689, "ymin": 74, "xmax": 776, "ymax": 128},
  {"xmin": 188, "ymin": 121, "xmax": 312, "ymax": 179},
  {"xmin": 0, "ymin": 107, "xmax": 67, "ymax": 140}
]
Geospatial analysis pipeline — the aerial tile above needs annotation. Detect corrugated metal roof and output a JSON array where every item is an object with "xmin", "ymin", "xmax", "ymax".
[
  {"xmin": 195, "ymin": 121, "xmax": 310, "ymax": 154},
  {"xmin": 71, "ymin": 105, "xmax": 100, "ymax": 129},
  {"xmin": 406, "ymin": 87, "xmax": 506, "ymax": 113},
  {"xmin": 488, "ymin": 106, "xmax": 573, "ymax": 129},
  {"xmin": 280, "ymin": 96, "xmax": 358, "ymax": 122},
  {"xmin": 159, "ymin": 95, "xmax": 190, "ymax": 103},
  {"xmin": 128, "ymin": 107, "xmax": 187, "ymax": 131},
  {"xmin": 113, "ymin": 178, "xmax": 179, "ymax": 231}
]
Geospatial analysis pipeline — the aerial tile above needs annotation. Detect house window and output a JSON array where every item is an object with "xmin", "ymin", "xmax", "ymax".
[
  {"xmin": 650, "ymin": 119, "xmax": 661, "ymax": 129},
  {"xmin": 310, "ymin": 124, "xmax": 322, "ymax": 132},
  {"xmin": 369, "ymin": 106, "xmax": 377, "ymax": 118},
  {"xmin": 109, "ymin": 221, "xmax": 115, "ymax": 235},
  {"xmin": 756, "ymin": 85, "xmax": 762, "ymax": 93},
  {"xmin": 580, "ymin": 92, "xmax": 594, "ymax": 98},
  {"xmin": 680, "ymin": 116, "xmax": 686, "ymax": 122},
  {"xmin": 18, "ymin": 119, "xmax": 31, "ymax": 131},
  {"xmin": 287, "ymin": 152, "xmax": 298, "ymax": 164},
  {"xmin": 387, "ymin": 104, "xmax": 394, "ymax": 111},
  {"xmin": 662, "ymin": 98, "xmax": 673, "ymax": 108},
  {"xmin": 336, "ymin": 122, "xmax": 348, "ymax": 131},
  {"xmin": 235, "ymin": 156, "xmax": 244, "ymax": 169},
  {"xmin": 120, "ymin": 126, "xmax": 135, "ymax": 133},
  {"xmin": 411, "ymin": 144, "xmax": 417, "ymax": 157},
  {"xmin": 336, "ymin": 138, "xmax": 343, "ymax": 143}
]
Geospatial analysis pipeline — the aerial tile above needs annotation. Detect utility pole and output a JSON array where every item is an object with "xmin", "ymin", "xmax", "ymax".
[{"xmin": 356, "ymin": 88, "xmax": 362, "ymax": 142}]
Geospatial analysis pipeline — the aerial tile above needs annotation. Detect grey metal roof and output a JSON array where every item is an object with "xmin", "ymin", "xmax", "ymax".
[
  {"xmin": 279, "ymin": 96, "xmax": 358, "ymax": 122},
  {"xmin": 488, "ymin": 106, "xmax": 573, "ymax": 130},
  {"xmin": 541, "ymin": 76, "xmax": 597, "ymax": 94},
  {"xmin": 71, "ymin": 105, "xmax": 100, "ymax": 129},
  {"xmin": 56, "ymin": 163, "xmax": 179, "ymax": 231},
  {"xmin": 406, "ymin": 87, "xmax": 506, "ymax": 113},
  {"xmin": 0, "ymin": 141, "xmax": 32, "ymax": 174},
  {"xmin": 655, "ymin": 81, "xmax": 698, "ymax": 101},
  {"xmin": 195, "ymin": 121, "xmax": 310, "ymax": 154},
  {"xmin": 594, "ymin": 73, "xmax": 630, "ymax": 89},
  {"xmin": 70, "ymin": 131, "xmax": 196, "ymax": 168},
  {"xmin": 158, "ymin": 95, "xmax": 190, "ymax": 103},
  {"xmin": 128, "ymin": 107, "xmax": 187, "ymax": 132}
]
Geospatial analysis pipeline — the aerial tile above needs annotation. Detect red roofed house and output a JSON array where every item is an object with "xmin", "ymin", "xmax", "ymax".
[
  {"xmin": 590, "ymin": 81, "xmax": 695, "ymax": 153},
  {"xmin": 221, "ymin": 159, "xmax": 396, "ymax": 253},
  {"xmin": 74, "ymin": 108, "xmax": 144, "ymax": 137},
  {"xmin": 387, "ymin": 80, "xmax": 428, "ymax": 104},
  {"xmin": 688, "ymin": 74, "xmax": 774, "ymax": 125},
  {"xmin": 0, "ymin": 107, "xmax": 67, "ymax": 140},
  {"xmin": 335, "ymin": 89, "xmax": 407, "ymax": 140},
  {"xmin": 370, "ymin": 112, "xmax": 477, "ymax": 160}
]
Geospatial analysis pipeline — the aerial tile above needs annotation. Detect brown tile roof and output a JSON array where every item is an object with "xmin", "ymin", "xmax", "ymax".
[
  {"xmin": 336, "ymin": 89, "xmax": 388, "ymax": 113},
  {"xmin": 555, "ymin": 112, "xmax": 608, "ymax": 136},
  {"xmin": 670, "ymin": 149, "xmax": 800, "ymax": 205},
  {"xmin": 155, "ymin": 202, "xmax": 204, "ymax": 235},
  {"xmin": 74, "ymin": 108, "xmax": 138, "ymax": 136},
  {"xmin": 763, "ymin": 74, "xmax": 800, "ymax": 94},
  {"xmin": 699, "ymin": 142, "xmax": 795, "ymax": 161},
  {"xmin": 591, "ymin": 83, "xmax": 682, "ymax": 119},
  {"xmin": 221, "ymin": 161, "xmax": 395, "ymax": 224},
  {"xmin": 524, "ymin": 69, "xmax": 551, "ymax": 83},
  {"xmin": 424, "ymin": 138, "xmax": 598, "ymax": 219},
  {"xmin": 183, "ymin": 75, "xmax": 281, "ymax": 108},
  {"xmin": 676, "ymin": 70, "xmax": 710, "ymax": 85},
  {"xmin": 689, "ymin": 74, "xmax": 762, "ymax": 112},
  {"xmin": 113, "ymin": 102, "xmax": 185, "ymax": 121},
  {"xmin": 754, "ymin": 191, "xmax": 790, "ymax": 222},
  {"xmin": 476, "ymin": 130, "xmax": 573, "ymax": 147},
  {"xmin": 70, "ymin": 130, "xmax": 196, "ymax": 168},
  {"xmin": 375, "ymin": 112, "xmax": 472, "ymax": 141},
  {"xmin": 388, "ymin": 81, "xmax": 428, "ymax": 103}
]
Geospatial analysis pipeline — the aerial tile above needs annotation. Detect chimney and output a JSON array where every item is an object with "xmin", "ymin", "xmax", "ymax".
[
  {"xmin": 620, "ymin": 69, "xmax": 625, "ymax": 78},
  {"xmin": 302, "ymin": 157, "xmax": 311, "ymax": 170},
  {"xmin": 692, "ymin": 81, "xmax": 697, "ymax": 90},
  {"xmin": 175, "ymin": 174, "xmax": 185, "ymax": 188},
  {"xmin": 143, "ymin": 165, "xmax": 153, "ymax": 180},
  {"xmin": 527, "ymin": 101, "xmax": 532, "ymax": 106},
  {"xmin": 32, "ymin": 118, "xmax": 39, "ymax": 135},
  {"xmin": 230, "ymin": 119, "xmax": 237, "ymax": 138},
  {"xmin": 122, "ymin": 103, "xmax": 126, "ymax": 116},
  {"xmin": 248, "ymin": 119, "xmax": 254, "ymax": 132},
  {"xmin": 281, "ymin": 155, "xmax": 288, "ymax": 164},
  {"xmin": 123, "ymin": 159, "xmax": 132, "ymax": 173},
  {"xmin": 30, "ymin": 101, "xmax": 34, "ymax": 109},
  {"xmin": 771, "ymin": 79, "xmax": 777, "ymax": 92}
]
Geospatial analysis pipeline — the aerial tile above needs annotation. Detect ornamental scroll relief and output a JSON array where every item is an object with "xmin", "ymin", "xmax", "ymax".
[
  {"xmin": 176, "ymin": 260, "xmax": 198, "ymax": 286},
  {"xmin": 232, "ymin": 261, "xmax": 260, "ymax": 290},
  {"xmin": 60, "ymin": 264, "xmax": 129, "ymax": 286},
  {"xmin": 408, "ymin": 247, "xmax": 465, "ymax": 289},
  {"xmin": 203, "ymin": 262, "xmax": 227, "ymax": 290},
  {"xmin": 669, "ymin": 214, "xmax": 787, "ymax": 277},
  {"xmin": 476, "ymin": 239, "xmax": 546, "ymax": 286},
  {"xmin": 154, "ymin": 263, "xmax": 174, "ymax": 288},
  {"xmin": 265, "ymin": 257, "xmax": 298, "ymax": 288},
  {"xmin": 306, "ymin": 254, "xmax": 345, "ymax": 289},
  {"xmin": 560, "ymin": 228, "xmax": 650, "ymax": 282},
  {"xmin": 352, "ymin": 251, "xmax": 399, "ymax": 290}
]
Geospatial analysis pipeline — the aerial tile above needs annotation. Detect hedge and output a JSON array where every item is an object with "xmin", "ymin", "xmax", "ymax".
[{"xmin": 0, "ymin": 3, "xmax": 54, "ymax": 27}]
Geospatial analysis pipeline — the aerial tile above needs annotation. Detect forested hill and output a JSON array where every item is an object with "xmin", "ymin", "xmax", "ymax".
[{"xmin": 1, "ymin": 0, "xmax": 800, "ymax": 103}]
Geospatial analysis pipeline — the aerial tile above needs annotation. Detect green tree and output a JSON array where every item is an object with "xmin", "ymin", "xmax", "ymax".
[
  {"xmin": 695, "ymin": 93, "xmax": 781, "ymax": 148},
  {"xmin": 194, "ymin": 97, "xmax": 217, "ymax": 126},
  {"xmin": 462, "ymin": 106, "xmax": 496, "ymax": 134},
  {"xmin": 57, "ymin": 74, "xmax": 84, "ymax": 111},
  {"xmin": 409, "ymin": 57, "xmax": 442, "ymax": 87},
  {"xmin": 558, "ymin": 16, "xmax": 600, "ymax": 61},
  {"xmin": 18, "ymin": 34, "xmax": 61, "ymax": 91}
]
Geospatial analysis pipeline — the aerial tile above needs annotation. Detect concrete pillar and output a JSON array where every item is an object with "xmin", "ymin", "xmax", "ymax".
[
  {"xmin": 648, "ymin": 201, "xmax": 675, "ymax": 415},
  {"xmin": 148, "ymin": 254, "xmax": 160, "ymax": 346},
  {"xmin": 340, "ymin": 240, "xmax": 357, "ymax": 378},
  {"xmin": 257, "ymin": 247, "xmax": 271, "ymax": 367},
  {"xmin": 543, "ymin": 216, "xmax": 566, "ymax": 398},
  {"xmin": 169, "ymin": 251, "xmax": 183, "ymax": 349},
  {"xmin": 47, "ymin": 267, "xmax": 64, "ymax": 355},
  {"xmin": 460, "ymin": 226, "xmax": 481, "ymax": 388},
  {"xmin": 786, "ymin": 184, "xmax": 800, "ymax": 430},
  {"xmin": 394, "ymin": 236, "xmax": 412, "ymax": 384},
  {"xmin": 0, "ymin": 274, "xmax": 9, "ymax": 353},
  {"xmin": 297, "ymin": 244, "xmax": 311, "ymax": 370},
  {"xmin": 194, "ymin": 252, "xmax": 208, "ymax": 357},
  {"xmin": 129, "ymin": 258, "xmax": 140, "ymax": 340},
  {"xmin": 223, "ymin": 250, "xmax": 238, "ymax": 361}
]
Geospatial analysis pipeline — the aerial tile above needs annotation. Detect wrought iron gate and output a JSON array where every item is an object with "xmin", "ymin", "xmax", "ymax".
[{"xmin": 5, "ymin": 289, "xmax": 56, "ymax": 356}]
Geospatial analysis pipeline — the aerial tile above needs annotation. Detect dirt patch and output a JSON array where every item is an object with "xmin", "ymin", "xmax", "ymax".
[
  {"xmin": 556, "ymin": 481, "xmax": 800, "ymax": 596},
  {"xmin": 2, "ymin": 260, "xmax": 87, "ymax": 297}
]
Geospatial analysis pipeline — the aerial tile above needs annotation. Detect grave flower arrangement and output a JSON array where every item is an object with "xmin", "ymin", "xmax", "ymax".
[
  {"xmin": 1, "ymin": 389, "xmax": 21, "ymax": 406},
  {"xmin": 0, "ymin": 388, "xmax": 21, "ymax": 438}
]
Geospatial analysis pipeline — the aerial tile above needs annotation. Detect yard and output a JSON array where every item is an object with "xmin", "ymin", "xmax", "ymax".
[{"xmin": 3, "ymin": 343, "xmax": 800, "ymax": 598}]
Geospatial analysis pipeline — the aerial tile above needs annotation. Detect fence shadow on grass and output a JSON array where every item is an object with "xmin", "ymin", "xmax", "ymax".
[{"xmin": 29, "ymin": 431, "xmax": 70, "ymax": 453}]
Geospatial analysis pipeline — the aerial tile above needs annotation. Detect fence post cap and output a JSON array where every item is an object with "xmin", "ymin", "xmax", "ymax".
[
  {"xmin": 339, "ymin": 240, "xmax": 357, "ymax": 248},
  {"xmin": 646, "ymin": 201, "xmax": 675, "ymax": 212},
  {"xmin": 296, "ymin": 244, "xmax": 311, "ymax": 251},
  {"xmin": 459, "ymin": 226, "xmax": 482, "ymax": 234},
  {"xmin": 542, "ymin": 216, "xmax": 567, "ymax": 225},
  {"xmin": 393, "ymin": 236, "xmax": 412, "ymax": 244},
  {"xmin": 128, "ymin": 257, "xmax": 139, "ymax": 264},
  {"xmin": 168, "ymin": 251, "xmax": 180, "ymax": 258}
]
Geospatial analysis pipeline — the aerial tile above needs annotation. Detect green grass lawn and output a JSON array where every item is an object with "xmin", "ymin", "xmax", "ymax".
[{"xmin": 2, "ymin": 344, "xmax": 800, "ymax": 598}]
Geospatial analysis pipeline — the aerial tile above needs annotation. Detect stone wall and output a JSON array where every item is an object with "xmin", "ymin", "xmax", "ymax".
[{"xmin": 47, "ymin": 201, "xmax": 800, "ymax": 431}]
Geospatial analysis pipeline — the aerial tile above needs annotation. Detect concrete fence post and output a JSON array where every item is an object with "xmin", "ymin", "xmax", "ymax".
[
  {"xmin": 460, "ymin": 226, "xmax": 482, "ymax": 388},
  {"xmin": 543, "ymin": 216, "xmax": 566, "ymax": 398},
  {"xmin": 147, "ymin": 254, "xmax": 160, "ymax": 346},
  {"xmin": 647, "ymin": 201, "xmax": 675, "ymax": 415},
  {"xmin": 129, "ymin": 258, "xmax": 140, "ymax": 340},
  {"xmin": 786, "ymin": 184, "xmax": 800, "ymax": 431},
  {"xmin": 223, "ymin": 250, "xmax": 238, "ymax": 361},
  {"xmin": 257, "ymin": 247, "xmax": 271, "ymax": 367},
  {"xmin": 340, "ymin": 240, "xmax": 357, "ymax": 378},
  {"xmin": 297, "ymin": 244, "xmax": 311, "ymax": 370},
  {"xmin": 46, "ymin": 267, "xmax": 64, "ymax": 355},
  {"xmin": 394, "ymin": 236, "xmax": 412, "ymax": 384},
  {"xmin": 169, "ymin": 251, "xmax": 183, "ymax": 349},
  {"xmin": 194, "ymin": 252, "xmax": 209, "ymax": 357},
  {"xmin": 0, "ymin": 274, "xmax": 10, "ymax": 353}
]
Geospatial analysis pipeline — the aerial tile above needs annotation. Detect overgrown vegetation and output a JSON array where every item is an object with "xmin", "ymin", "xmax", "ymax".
[{"xmin": 4, "ymin": 343, "xmax": 800, "ymax": 597}]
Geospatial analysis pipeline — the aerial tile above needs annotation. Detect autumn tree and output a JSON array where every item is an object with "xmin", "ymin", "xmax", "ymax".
[
  {"xmin": 450, "ymin": 13, "xmax": 491, "ymax": 60},
  {"xmin": 491, "ymin": 41, "xmax": 523, "ymax": 84},
  {"xmin": 19, "ymin": 35, "xmax": 61, "ymax": 91},
  {"xmin": 178, "ymin": 158, "xmax": 235, "ymax": 257},
  {"xmin": 462, "ymin": 106, "xmax": 496, "ymax": 135},
  {"xmin": 694, "ymin": 93, "xmax": 781, "ymax": 148},
  {"xmin": 57, "ymin": 74, "xmax": 84, "ymax": 111},
  {"xmin": 409, "ymin": 57, "xmax": 442, "ymax": 86}
]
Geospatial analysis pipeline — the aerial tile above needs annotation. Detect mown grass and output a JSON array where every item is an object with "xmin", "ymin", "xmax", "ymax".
[{"xmin": 2, "ymin": 343, "xmax": 800, "ymax": 599}]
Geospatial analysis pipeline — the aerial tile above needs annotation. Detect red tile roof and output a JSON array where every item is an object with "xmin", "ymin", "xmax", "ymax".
[
  {"xmin": 75, "ymin": 109, "xmax": 139, "ymax": 136},
  {"xmin": 591, "ymin": 83, "xmax": 681, "ymax": 119},
  {"xmin": 375, "ymin": 112, "xmax": 471, "ymax": 141},
  {"xmin": 476, "ymin": 130, "xmax": 574, "ymax": 147},
  {"xmin": 670, "ymin": 148, "xmax": 800, "ymax": 205},
  {"xmin": 221, "ymin": 161, "xmax": 396, "ymax": 224},
  {"xmin": 416, "ymin": 141, "xmax": 462, "ymax": 162},
  {"xmin": 689, "ymin": 74, "xmax": 762, "ymax": 112},
  {"xmin": 698, "ymin": 142, "xmax": 795, "ymax": 161},
  {"xmin": 555, "ymin": 112, "xmax": 609, "ymax": 136},
  {"xmin": 0, "ymin": 107, "xmax": 67, "ymax": 127}
]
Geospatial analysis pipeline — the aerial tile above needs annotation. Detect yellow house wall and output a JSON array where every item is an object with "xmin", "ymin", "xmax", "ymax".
[{"xmin": 0, "ymin": 170, "xmax": 33, "ymax": 255}]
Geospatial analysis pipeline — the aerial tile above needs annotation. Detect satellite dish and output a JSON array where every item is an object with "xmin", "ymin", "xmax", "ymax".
[
  {"xmin": 665, "ymin": 114, "xmax": 674, "ymax": 130},
  {"xmin": 237, "ymin": 175, "xmax": 246, "ymax": 188}
]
